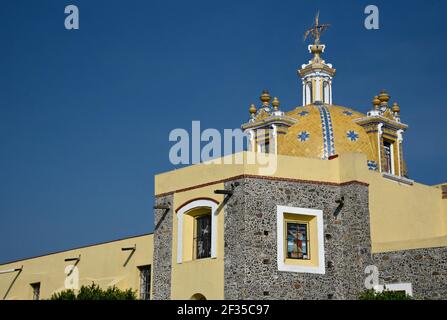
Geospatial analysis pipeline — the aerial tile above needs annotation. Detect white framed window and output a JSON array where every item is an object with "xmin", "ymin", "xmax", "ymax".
[
  {"xmin": 176, "ymin": 199, "xmax": 218, "ymax": 264},
  {"xmin": 374, "ymin": 283, "xmax": 413, "ymax": 297},
  {"xmin": 306, "ymin": 82, "xmax": 313, "ymax": 104},
  {"xmin": 323, "ymin": 81, "xmax": 329, "ymax": 104},
  {"xmin": 383, "ymin": 140, "xmax": 395, "ymax": 175},
  {"xmin": 276, "ymin": 205, "xmax": 325, "ymax": 274}
]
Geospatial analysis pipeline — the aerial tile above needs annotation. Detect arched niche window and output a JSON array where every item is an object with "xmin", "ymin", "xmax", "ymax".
[
  {"xmin": 323, "ymin": 81, "xmax": 329, "ymax": 104},
  {"xmin": 305, "ymin": 82, "xmax": 313, "ymax": 105},
  {"xmin": 383, "ymin": 139, "xmax": 395, "ymax": 175},
  {"xmin": 176, "ymin": 199, "xmax": 219, "ymax": 264},
  {"xmin": 190, "ymin": 293, "xmax": 207, "ymax": 300}
]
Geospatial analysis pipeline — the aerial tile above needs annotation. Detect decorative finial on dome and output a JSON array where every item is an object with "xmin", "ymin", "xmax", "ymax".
[
  {"xmin": 272, "ymin": 97, "xmax": 280, "ymax": 111},
  {"xmin": 378, "ymin": 90, "xmax": 390, "ymax": 107},
  {"xmin": 392, "ymin": 102, "xmax": 400, "ymax": 114},
  {"xmin": 249, "ymin": 104, "xmax": 257, "ymax": 116},
  {"xmin": 260, "ymin": 90, "xmax": 271, "ymax": 107},
  {"xmin": 373, "ymin": 96, "xmax": 381, "ymax": 110}
]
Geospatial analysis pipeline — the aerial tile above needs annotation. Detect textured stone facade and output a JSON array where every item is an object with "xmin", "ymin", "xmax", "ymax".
[
  {"xmin": 223, "ymin": 177, "xmax": 373, "ymax": 300},
  {"xmin": 222, "ymin": 176, "xmax": 447, "ymax": 300},
  {"xmin": 152, "ymin": 177, "xmax": 447, "ymax": 300},
  {"xmin": 152, "ymin": 193, "xmax": 173, "ymax": 300},
  {"xmin": 373, "ymin": 248, "xmax": 447, "ymax": 299}
]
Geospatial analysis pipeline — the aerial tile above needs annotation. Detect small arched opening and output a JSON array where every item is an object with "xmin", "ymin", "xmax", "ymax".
[{"xmin": 190, "ymin": 293, "xmax": 207, "ymax": 300}]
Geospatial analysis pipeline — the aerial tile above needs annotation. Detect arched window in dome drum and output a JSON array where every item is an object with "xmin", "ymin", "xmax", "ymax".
[
  {"xmin": 323, "ymin": 81, "xmax": 329, "ymax": 104},
  {"xmin": 383, "ymin": 140, "xmax": 394, "ymax": 175},
  {"xmin": 305, "ymin": 82, "xmax": 313, "ymax": 105}
]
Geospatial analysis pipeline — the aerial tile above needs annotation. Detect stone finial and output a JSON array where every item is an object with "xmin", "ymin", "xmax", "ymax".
[
  {"xmin": 373, "ymin": 96, "xmax": 381, "ymax": 110},
  {"xmin": 260, "ymin": 90, "xmax": 271, "ymax": 107},
  {"xmin": 249, "ymin": 104, "xmax": 257, "ymax": 118},
  {"xmin": 392, "ymin": 102, "xmax": 400, "ymax": 114},
  {"xmin": 378, "ymin": 90, "xmax": 390, "ymax": 107},
  {"xmin": 272, "ymin": 97, "xmax": 280, "ymax": 111}
]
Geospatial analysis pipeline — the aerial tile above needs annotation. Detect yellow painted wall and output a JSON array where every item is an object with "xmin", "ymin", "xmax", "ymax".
[
  {"xmin": 170, "ymin": 184, "xmax": 225, "ymax": 300},
  {"xmin": 336, "ymin": 153, "xmax": 446, "ymax": 252},
  {"xmin": 435, "ymin": 184, "xmax": 447, "ymax": 232},
  {"xmin": 439, "ymin": 184, "xmax": 447, "ymax": 233},
  {"xmin": 155, "ymin": 152, "xmax": 340, "ymax": 196},
  {"xmin": 445, "ymin": 199, "xmax": 447, "ymax": 233},
  {"xmin": 368, "ymin": 176, "xmax": 445, "ymax": 252},
  {"xmin": 0, "ymin": 234, "xmax": 153, "ymax": 300},
  {"xmin": 156, "ymin": 152, "xmax": 447, "ymax": 257}
]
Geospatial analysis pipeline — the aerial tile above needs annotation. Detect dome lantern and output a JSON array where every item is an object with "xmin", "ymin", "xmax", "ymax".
[{"xmin": 298, "ymin": 12, "xmax": 336, "ymax": 106}]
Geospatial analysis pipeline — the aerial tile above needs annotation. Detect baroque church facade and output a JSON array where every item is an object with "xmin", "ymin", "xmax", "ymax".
[
  {"xmin": 1, "ymin": 18, "xmax": 446, "ymax": 300},
  {"xmin": 151, "ymin": 18, "xmax": 447, "ymax": 300}
]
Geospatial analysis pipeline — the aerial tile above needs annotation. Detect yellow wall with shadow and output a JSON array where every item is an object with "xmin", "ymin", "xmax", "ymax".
[
  {"xmin": 336, "ymin": 152, "xmax": 446, "ymax": 252},
  {"xmin": 0, "ymin": 234, "xmax": 153, "ymax": 300}
]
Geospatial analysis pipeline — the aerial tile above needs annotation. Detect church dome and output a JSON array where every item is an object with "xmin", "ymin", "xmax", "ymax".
[
  {"xmin": 242, "ymin": 13, "xmax": 408, "ymax": 176},
  {"xmin": 279, "ymin": 104, "xmax": 375, "ymax": 160}
]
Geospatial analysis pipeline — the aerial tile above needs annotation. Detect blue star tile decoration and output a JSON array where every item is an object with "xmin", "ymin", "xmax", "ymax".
[
  {"xmin": 298, "ymin": 131, "xmax": 310, "ymax": 142},
  {"xmin": 346, "ymin": 130, "xmax": 359, "ymax": 142},
  {"xmin": 298, "ymin": 110, "xmax": 309, "ymax": 117},
  {"xmin": 343, "ymin": 110, "xmax": 353, "ymax": 116},
  {"xmin": 367, "ymin": 160, "xmax": 378, "ymax": 171}
]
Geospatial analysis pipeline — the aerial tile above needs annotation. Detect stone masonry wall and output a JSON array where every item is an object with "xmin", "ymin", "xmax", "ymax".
[
  {"xmin": 223, "ymin": 178, "xmax": 373, "ymax": 300},
  {"xmin": 373, "ymin": 248, "xmax": 447, "ymax": 299},
  {"xmin": 223, "ymin": 177, "xmax": 447, "ymax": 300},
  {"xmin": 152, "ymin": 193, "xmax": 173, "ymax": 300}
]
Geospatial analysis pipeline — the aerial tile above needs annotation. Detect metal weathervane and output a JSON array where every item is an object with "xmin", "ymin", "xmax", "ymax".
[{"xmin": 303, "ymin": 11, "xmax": 331, "ymax": 45}]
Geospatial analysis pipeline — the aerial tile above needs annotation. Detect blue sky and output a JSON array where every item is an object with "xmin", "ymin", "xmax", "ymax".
[{"xmin": 0, "ymin": 0, "xmax": 446, "ymax": 263}]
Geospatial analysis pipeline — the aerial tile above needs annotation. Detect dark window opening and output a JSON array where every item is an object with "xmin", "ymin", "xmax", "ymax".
[
  {"xmin": 263, "ymin": 141, "xmax": 270, "ymax": 154},
  {"xmin": 195, "ymin": 214, "xmax": 212, "ymax": 259},
  {"xmin": 138, "ymin": 265, "xmax": 151, "ymax": 300},
  {"xmin": 259, "ymin": 140, "xmax": 270, "ymax": 154},
  {"xmin": 31, "ymin": 282, "xmax": 40, "ymax": 300}
]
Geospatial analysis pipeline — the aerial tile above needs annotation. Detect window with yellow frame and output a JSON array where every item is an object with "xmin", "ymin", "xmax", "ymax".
[{"xmin": 277, "ymin": 206, "xmax": 324, "ymax": 274}]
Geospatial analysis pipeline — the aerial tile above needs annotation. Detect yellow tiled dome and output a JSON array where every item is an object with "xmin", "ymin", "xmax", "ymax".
[
  {"xmin": 242, "ymin": 16, "xmax": 408, "ymax": 175},
  {"xmin": 278, "ymin": 104, "xmax": 375, "ymax": 160}
]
